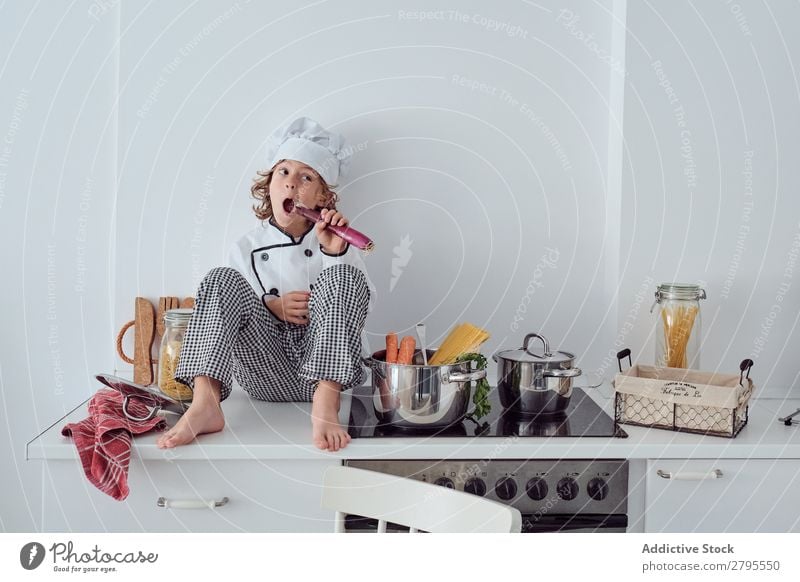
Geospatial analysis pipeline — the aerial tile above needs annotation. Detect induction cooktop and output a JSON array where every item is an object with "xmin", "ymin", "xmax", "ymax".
[{"xmin": 346, "ymin": 385, "xmax": 628, "ymax": 439}]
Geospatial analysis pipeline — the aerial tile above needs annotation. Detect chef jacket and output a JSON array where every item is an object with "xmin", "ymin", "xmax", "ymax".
[{"xmin": 228, "ymin": 217, "xmax": 376, "ymax": 313}]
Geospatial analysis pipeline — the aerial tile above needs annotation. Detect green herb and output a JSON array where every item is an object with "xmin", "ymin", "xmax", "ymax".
[{"xmin": 455, "ymin": 352, "xmax": 491, "ymax": 421}]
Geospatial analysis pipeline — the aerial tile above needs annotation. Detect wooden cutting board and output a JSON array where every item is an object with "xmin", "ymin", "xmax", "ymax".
[
  {"xmin": 133, "ymin": 297, "xmax": 155, "ymax": 385},
  {"xmin": 156, "ymin": 297, "xmax": 181, "ymax": 338},
  {"xmin": 118, "ymin": 296, "xmax": 196, "ymax": 386}
]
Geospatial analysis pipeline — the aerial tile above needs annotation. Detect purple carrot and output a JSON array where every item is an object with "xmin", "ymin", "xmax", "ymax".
[{"xmin": 283, "ymin": 199, "xmax": 375, "ymax": 252}]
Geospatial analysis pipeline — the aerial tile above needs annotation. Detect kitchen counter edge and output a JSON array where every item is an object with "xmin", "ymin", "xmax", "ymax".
[{"xmin": 26, "ymin": 390, "xmax": 800, "ymax": 462}]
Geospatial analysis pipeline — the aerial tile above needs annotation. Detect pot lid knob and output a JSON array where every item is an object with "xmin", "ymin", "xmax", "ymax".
[{"xmin": 523, "ymin": 333, "xmax": 551, "ymax": 357}]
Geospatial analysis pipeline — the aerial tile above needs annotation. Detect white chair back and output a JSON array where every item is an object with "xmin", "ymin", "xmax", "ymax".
[{"xmin": 321, "ymin": 465, "xmax": 522, "ymax": 533}]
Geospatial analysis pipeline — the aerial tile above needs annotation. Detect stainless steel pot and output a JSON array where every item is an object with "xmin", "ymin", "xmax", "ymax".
[
  {"xmin": 363, "ymin": 349, "xmax": 486, "ymax": 429},
  {"xmin": 493, "ymin": 333, "xmax": 582, "ymax": 416}
]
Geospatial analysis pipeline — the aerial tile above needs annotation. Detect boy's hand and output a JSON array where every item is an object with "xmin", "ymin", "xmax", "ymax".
[
  {"xmin": 264, "ymin": 291, "xmax": 310, "ymax": 325},
  {"xmin": 315, "ymin": 208, "xmax": 349, "ymax": 255}
]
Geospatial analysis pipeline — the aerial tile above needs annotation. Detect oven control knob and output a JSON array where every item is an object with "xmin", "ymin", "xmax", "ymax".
[
  {"xmin": 434, "ymin": 477, "xmax": 455, "ymax": 489},
  {"xmin": 526, "ymin": 477, "xmax": 549, "ymax": 501},
  {"xmin": 556, "ymin": 478, "xmax": 579, "ymax": 501},
  {"xmin": 464, "ymin": 478, "xmax": 487, "ymax": 497},
  {"xmin": 587, "ymin": 477, "xmax": 609, "ymax": 501},
  {"xmin": 495, "ymin": 477, "xmax": 518, "ymax": 501}
]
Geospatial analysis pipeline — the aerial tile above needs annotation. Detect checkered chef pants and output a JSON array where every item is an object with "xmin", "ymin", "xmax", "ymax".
[{"xmin": 174, "ymin": 264, "xmax": 370, "ymax": 402}]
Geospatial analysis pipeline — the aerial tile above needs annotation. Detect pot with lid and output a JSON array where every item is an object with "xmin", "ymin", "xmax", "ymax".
[{"xmin": 493, "ymin": 332, "xmax": 582, "ymax": 416}]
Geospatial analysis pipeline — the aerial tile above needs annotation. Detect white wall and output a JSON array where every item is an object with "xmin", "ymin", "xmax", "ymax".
[
  {"xmin": 2, "ymin": 0, "xmax": 798, "ymax": 532},
  {"xmin": 620, "ymin": 1, "xmax": 800, "ymax": 397},
  {"xmin": 0, "ymin": 1, "xmax": 119, "ymax": 530},
  {"xmin": 113, "ymin": 0, "xmax": 619, "ymax": 382}
]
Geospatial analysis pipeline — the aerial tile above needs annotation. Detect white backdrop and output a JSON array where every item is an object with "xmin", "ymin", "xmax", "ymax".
[
  {"xmin": 619, "ymin": 1, "xmax": 800, "ymax": 397},
  {"xmin": 1, "ymin": 0, "xmax": 798, "ymax": 532},
  {"xmin": 113, "ymin": 0, "xmax": 618, "ymax": 382}
]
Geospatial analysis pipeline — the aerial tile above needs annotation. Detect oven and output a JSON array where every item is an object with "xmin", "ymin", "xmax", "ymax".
[
  {"xmin": 344, "ymin": 459, "xmax": 629, "ymax": 533},
  {"xmin": 344, "ymin": 383, "xmax": 629, "ymax": 532}
]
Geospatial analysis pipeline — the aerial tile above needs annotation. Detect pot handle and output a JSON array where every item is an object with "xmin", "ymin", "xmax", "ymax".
[
  {"xmin": 122, "ymin": 394, "xmax": 160, "ymax": 422},
  {"xmin": 362, "ymin": 357, "xmax": 386, "ymax": 380},
  {"xmin": 445, "ymin": 369, "xmax": 487, "ymax": 383},
  {"xmin": 523, "ymin": 333, "xmax": 551, "ymax": 357},
  {"xmin": 543, "ymin": 367, "xmax": 582, "ymax": 379}
]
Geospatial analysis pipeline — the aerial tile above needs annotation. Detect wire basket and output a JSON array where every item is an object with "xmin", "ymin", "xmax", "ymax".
[{"xmin": 612, "ymin": 349, "xmax": 754, "ymax": 439}]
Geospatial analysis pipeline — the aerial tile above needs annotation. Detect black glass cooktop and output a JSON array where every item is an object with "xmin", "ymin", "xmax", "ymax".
[{"xmin": 346, "ymin": 385, "xmax": 628, "ymax": 439}]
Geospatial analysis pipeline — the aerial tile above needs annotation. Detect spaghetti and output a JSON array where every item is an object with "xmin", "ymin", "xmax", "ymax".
[
  {"xmin": 429, "ymin": 322, "xmax": 490, "ymax": 365},
  {"xmin": 660, "ymin": 304, "xmax": 699, "ymax": 368}
]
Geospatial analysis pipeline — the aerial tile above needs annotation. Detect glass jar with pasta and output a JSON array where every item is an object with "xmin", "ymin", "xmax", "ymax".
[
  {"xmin": 652, "ymin": 283, "xmax": 706, "ymax": 369},
  {"xmin": 158, "ymin": 308, "xmax": 193, "ymax": 401}
]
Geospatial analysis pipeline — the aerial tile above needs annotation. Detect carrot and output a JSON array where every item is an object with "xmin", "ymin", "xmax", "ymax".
[
  {"xmin": 385, "ymin": 333, "xmax": 399, "ymax": 363},
  {"xmin": 397, "ymin": 336, "xmax": 416, "ymax": 365}
]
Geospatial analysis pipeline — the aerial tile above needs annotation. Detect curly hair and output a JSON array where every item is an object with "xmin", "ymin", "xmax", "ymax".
[{"xmin": 251, "ymin": 160, "xmax": 339, "ymax": 221}]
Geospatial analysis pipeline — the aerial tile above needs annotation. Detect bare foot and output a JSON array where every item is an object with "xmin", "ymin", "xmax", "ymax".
[
  {"xmin": 311, "ymin": 381, "xmax": 351, "ymax": 452},
  {"xmin": 157, "ymin": 377, "xmax": 225, "ymax": 449}
]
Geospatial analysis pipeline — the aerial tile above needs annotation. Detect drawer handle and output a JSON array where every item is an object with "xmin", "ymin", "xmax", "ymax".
[
  {"xmin": 157, "ymin": 496, "xmax": 229, "ymax": 509},
  {"xmin": 657, "ymin": 469, "xmax": 723, "ymax": 481}
]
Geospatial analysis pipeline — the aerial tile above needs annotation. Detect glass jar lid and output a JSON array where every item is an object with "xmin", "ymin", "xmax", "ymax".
[
  {"xmin": 164, "ymin": 308, "xmax": 193, "ymax": 325},
  {"xmin": 655, "ymin": 283, "xmax": 707, "ymax": 302}
]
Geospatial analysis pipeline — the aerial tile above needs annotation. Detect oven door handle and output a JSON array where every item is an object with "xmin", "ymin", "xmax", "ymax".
[{"xmin": 521, "ymin": 513, "xmax": 628, "ymax": 533}]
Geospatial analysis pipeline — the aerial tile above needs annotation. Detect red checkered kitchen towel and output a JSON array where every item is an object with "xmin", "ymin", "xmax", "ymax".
[{"xmin": 62, "ymin": 389, "xmax": 166, "ymax": 501}]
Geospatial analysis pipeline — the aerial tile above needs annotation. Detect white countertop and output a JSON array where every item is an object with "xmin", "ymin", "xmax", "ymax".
[{"xmin": 27, "ymin": 386, "xmax": 800, "ymax": 462}]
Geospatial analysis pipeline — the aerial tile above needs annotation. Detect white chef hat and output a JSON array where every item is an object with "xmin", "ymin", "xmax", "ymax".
[{"xmin": 265, "ymin": 116, "xmax": 352, "ymax": 186}]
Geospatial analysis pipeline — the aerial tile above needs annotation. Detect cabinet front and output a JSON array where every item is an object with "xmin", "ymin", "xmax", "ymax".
[
  {"xmin": 645, "ymin": 459, "xmax": 800, "ymax": 533},
  {"xmin": 41, "ymin": 458, "xmax": 338, "ymax": 532}
]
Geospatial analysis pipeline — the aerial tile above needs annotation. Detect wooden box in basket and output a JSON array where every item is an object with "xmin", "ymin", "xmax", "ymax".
[{"xmin": 612, "ymin": 349, "xmax": 754, "ymax": 438}]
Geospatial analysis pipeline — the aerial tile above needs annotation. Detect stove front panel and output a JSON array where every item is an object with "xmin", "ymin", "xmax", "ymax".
[{"xmin": 345, "ymin": 459, "xmax": 628, "ymax": 516}]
